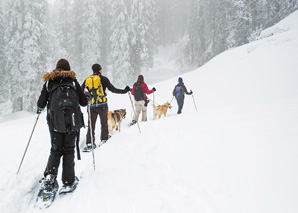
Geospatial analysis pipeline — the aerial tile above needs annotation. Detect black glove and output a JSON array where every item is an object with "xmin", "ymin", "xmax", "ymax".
[
  {"xmin": 125, "ymin": 86, "xmax": 131, "ymax": 92},
  {"xmin": 190, "ymin": 90, "xmax": 193, "ymax": 95},
  {"xmin": 144, "ymin": 99, "xmax": 150, "ymax": 107},
  {"xmin": 84, "ymin": 92, "xmax": 92, "ymax": 101},
  {"xmin": 152, "ymin": 87, "xmax": 156, "ymax": 92},
  {"xmin": 37, "ymin": 107, "xmax": 43, "ymax": 114}
]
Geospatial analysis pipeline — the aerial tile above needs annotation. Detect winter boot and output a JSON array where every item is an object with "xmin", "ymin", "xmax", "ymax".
[
  {"xmin": 99, "ymin": 140, "xmax": 107, "ymax": 147},
  {"xmin": 82, "ymin": 143, "xmax": 97, "ymax": 152},
  {"xmin": 129, "ymin": 120, "xmax": 137, "ymax": 126},
  {"xmin": 41, "ymin": 174, "xmax": 58, "ymax": 192},
  {"xmin": 59, "ymin": 176, "xmax": 79, "ymax": 194}
]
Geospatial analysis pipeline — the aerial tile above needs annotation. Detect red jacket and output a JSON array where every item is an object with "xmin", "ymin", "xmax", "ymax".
[{"xmin": 131, "ymin": 81, "xmax": 153, "ymax": 100}]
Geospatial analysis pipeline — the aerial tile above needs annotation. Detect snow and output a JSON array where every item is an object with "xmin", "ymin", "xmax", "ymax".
[{"xmin": 1, "ymin": 11, "xmax": 298, "ymax": 213}]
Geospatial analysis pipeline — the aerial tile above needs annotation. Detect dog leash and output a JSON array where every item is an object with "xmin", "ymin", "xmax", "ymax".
[
  {"xmin": 148, "ymin": 98, "xmax": 161, "ymax": 106},
  {"xmin": 169, "ymin": 96, "xmax": 174, "ymax": 105}
]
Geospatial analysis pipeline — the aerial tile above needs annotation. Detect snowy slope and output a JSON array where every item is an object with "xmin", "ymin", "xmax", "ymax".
[{"xmin": 1, "ymin": 11, "xmax": 298, "ymax": 213}]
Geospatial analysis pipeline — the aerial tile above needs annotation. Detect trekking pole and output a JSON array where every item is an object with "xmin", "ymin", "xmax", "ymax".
[
  {"xmin": 153, "ymin": 92, "xmax": 155, "ymax": 119},
  {"xmin": 128, "ymin": 92, "xmax": 141, "ymax": 133},
  {"xmin": 88, "ymin": 104, "xmax": 96, "ymax": 171},
  {"xmin": 191, "ymin": 93, "xmax": 198, "ymax": 112},
  {"xmin": 17, "ymin": 113, "xmax": 40, "ymax": 175}
]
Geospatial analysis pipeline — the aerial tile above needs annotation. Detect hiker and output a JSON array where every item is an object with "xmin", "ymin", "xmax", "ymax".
[
  {"xmin": 130, "ymin": 75, "xmax": 156, "ymax": 126},
  {"xmin": 173, "ymin": 77, "xmax": 192, "ymax": 114},
  {"xmin": 81, "ymin": 63, "xmax": 130, "ymax": 152},
  {"xmin": 37, "ymin": 59, "xmax": 88, "ymax": 193}
]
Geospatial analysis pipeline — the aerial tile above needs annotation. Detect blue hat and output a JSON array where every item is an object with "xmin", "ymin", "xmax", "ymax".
[{"xmin": 178, "ymin": 77, "xmax": 183, "ymax": 83}]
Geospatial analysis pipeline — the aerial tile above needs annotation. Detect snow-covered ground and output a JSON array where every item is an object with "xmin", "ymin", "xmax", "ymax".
[{"xmin": 1, "ymin": 11, "xmax": 298, "ymax": 213}]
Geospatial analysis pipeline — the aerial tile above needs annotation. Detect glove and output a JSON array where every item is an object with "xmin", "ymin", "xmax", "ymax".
[
  {"xmin": 37, "ymin": 107, "xmax": 44, "ymax": 114},
  {"xmin": 190, "ymin": 90, "xmax": 193, "ymax": 95},
  {"xmin": 125, "ymin": 86, "xmax": 131, "ymax": 92},
  {"xmin": 144, "ymin": 99, "xmax": 150, "ymax": 107},
  {"xmin": 152, "ymin": 87, "xmax": 156, "ymax": 92},
  {"xmin": 84, "ymin": 92, "xmax": 92, "ymax": 101}
]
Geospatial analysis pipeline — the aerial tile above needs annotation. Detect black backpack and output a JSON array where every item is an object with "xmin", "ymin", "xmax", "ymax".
[
  {"xmin": 133, "ymin": 82, "xmax": 145, "ymax": 101},
  {"xmin": 48, "ymin": 80, "xmax": 84, "ymax": 133}
]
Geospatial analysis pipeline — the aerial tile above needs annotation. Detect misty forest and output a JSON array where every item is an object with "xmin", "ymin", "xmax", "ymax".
[{"xmin": 0, "ymin": 0, "xmax": 297, "ymax": 113}]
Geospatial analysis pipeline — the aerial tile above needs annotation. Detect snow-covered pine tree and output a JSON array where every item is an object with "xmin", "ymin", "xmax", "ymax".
[
  {"xmin": 185, "ymin": 0, "xmax": 204, "ymax": 67},
  {"xmin": 49, "ymin": 0, "xmax": 73, "ymax": 68},
  {"xmin": 99, "ymin": 0, "xmax": 112, "ymax": 77},
  {"xmin": 72, "ymin": 0, "xmax": 103, "ymax": 81},
  {"xmin": 0, "ymin": 2, "xmax": 3, "ymax": 64},
  {"xmin": 110, "ymin": 0, "xmax": 133, "ymax": 87},
  {"xmin": 4, "ymin": 0, "xmax": 24, "ymax": 111},
  {"xmin": 5, "ymin": 0, "xmax": 48, "ymax": 112},
  {"xmin": 24, "ymin": 1, "xmax": 49, "ymax": 112},
  {"xmin": 130, "ymin": 0, "xmax": 157, "ymax": 75},
  {"xmin": 183, "ymin": 0, "xmax": 298, "ymax": 68},
  {"xmin": 265, "ymin": 0, "xmax": 298, "ymax": 27},
  {"xmin": 1, "ymin": 0, "xmax": 298, "ymax": 114},
  {"xmin": 42, "ymin": 1, "xmax": 64, "ymax": 72},
  {"xmin": 0, "ymin": 1, "xmax": 6, "ymax": 105},
  {"xmin": 155, "ymin": 0, "xmax": 191, "ymax": 46}
]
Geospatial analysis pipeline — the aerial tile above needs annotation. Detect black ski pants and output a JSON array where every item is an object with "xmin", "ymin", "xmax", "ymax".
[
  {"xmin": 86, "ymin": 105, "xmax": 108, "ymax": 144},
  {"xmin": 44, "ymin": 129, "xmax": 76, "ymax": 185},
  {"xmin": 176, "ymin": 98, "xmax": 185, "ymax": 114}
]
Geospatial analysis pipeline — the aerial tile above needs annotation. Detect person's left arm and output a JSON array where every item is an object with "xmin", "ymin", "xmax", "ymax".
[
  {"xmin": 142, "ymin": 83, "xmax": 154, "ymax": 95},
  {"xmin": 183, "ymin": 85, "xmax": 192, "ymax": 95},
  {"xmin": 103, "ymin": 76, "xmax": 128, "ymax": 94},
  {"xmin": 74, "ymin": 79, "xmax": 88, "ymax": 106},
  {"xmin": 37, "ymin": 83, "xmax": 49, "ymax": 110}
]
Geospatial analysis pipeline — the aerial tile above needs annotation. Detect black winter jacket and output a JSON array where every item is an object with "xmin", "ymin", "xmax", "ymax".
[{"xmin": 37, "ymin": 70, "xmax": 88, "ymax": 109}]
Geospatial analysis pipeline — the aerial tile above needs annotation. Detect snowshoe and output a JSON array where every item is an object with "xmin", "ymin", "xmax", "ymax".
[
  {"xmin": 82, "ymin": 143, "xmax": 96, "ymax": 152},
  {"xmin": 99, "ymin": 140, "xmax": 107, "ymax": 147},
  {"xmin": 35, "ymin": 174, "xmax": 59, "ymax": 209},
  {"xmin": 59, "ymin": 176, "xmax": 79, "ymax": 195},
  {"xmin": 129, "ymin": 120, "xmax": 137, "ymax": 127}
]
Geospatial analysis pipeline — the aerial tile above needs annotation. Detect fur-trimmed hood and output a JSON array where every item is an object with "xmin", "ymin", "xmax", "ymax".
[{"xmin": 42, "ymin": 70, "xmax": 76, "ymax": 82}]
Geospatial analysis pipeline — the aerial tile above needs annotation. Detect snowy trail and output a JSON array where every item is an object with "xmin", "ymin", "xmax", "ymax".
[{"xmin": 1, "ymin": 11, "xmax": 298, "ymax": 213}]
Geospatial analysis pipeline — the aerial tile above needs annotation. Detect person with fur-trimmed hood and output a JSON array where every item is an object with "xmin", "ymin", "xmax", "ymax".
[
  {"xmin": 37, "ymin": 59, "xmax": 88, "ymax": 193},
  {"xmin": 173, "ymin": 77, "xmax": 192, "ymax": 114}
]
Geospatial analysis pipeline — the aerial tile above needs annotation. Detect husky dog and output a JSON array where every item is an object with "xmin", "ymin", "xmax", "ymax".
[{"xmin": 108, "ymin": 109, "xmax": 126, "ymax": 135}]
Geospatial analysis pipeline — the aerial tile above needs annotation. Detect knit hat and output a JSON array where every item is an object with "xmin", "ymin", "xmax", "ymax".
[
  {"xmin": 178, "ymin": 77, "xmax": 183, "ymax": 83},
  {"xmin": 92, "ymin": 64, "xmax": 102, "ymax": 73}
]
